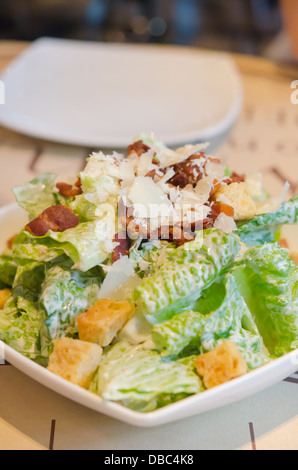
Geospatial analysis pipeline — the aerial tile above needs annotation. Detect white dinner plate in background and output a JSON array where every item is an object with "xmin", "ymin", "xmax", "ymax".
[{"xmin": 0, "ymin": 37, "xmax": 242, "ymax": 149}]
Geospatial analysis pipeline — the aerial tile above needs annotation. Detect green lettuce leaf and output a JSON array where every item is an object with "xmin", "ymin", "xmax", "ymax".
[
  {"xmin": 199, "ymin": 275, "xmax": 269, "ymax": 369},
  {"xmin": 40, "ymin": 264, "xmax": 103, "ymax": 340},
  {"xmin": 152, "ymin": 310, "xmax": 206, "ymax": 357},
  {"xmin": 12, "ymin": 172, "xmax": 62, "ymax": 219},
  {"xmin": 0, "ymin": 253, "xmax": 18, "ymax": 287},
  {"xmin": 236, "ymin": 195, "xmax": 298, "ymax": 247},
  {"xmin": 12, "ymin": 261, "xmax": 45, "ymax": 302},
  {"xmin": 89, "ymin": 341, "xmax": 203, "ymax": 412},
  {"xmin": 0, "ymin": 296, "xmax": 47, "ymax": 364},
  {"xmin": 234, "ymin": 242, "xmax": 298, "ymax": 356},
  {"xmin": 134, "ymin": 229, "xmax": 240, "ymax": 325}
]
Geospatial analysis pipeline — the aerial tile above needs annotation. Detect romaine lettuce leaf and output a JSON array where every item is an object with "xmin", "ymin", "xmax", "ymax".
[
  {"xmin": 89, "ymin": 341, "xmax": 203, "ymax": 411},
  {"xmin": 152, "ymin": 275, "xmax": 268, "ymax": 368},
  {"xmin": 40, "ymin": 264, "xmax": 103, "ymax": 340},
  {"xmin": 12, "ymin": 261, "xmax": 45, "ymax": 302},
  {"xmin": 234, "ymin": 242, "xmax": 298, "ymax": 356},
  {"xmin": 236, "ymin": 195, "xmax": 298, "ymax": 247},
  {"xmin": 0, "ymin": 253, "xmax": 18, "ymax": 287},
  {"xmin": 13, "ymin": 172, "xmax": 62, "ymax": 219},
  {"xmin": 134, "ymin": 229, "xmax": 240, "ymax": 325},
  {"xmin": 199, "ymin": 275, "xmax": 269, "ymax": 369},
  {"xmin": 0, "ymin": 296, "xmax": 47, "ymax": 364},
  {"xmin": 152, "ymin": 310, "xmax": 206, "ymax": 357}
]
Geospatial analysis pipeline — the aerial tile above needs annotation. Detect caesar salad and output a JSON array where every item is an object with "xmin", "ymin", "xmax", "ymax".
[{"xmin": 0, "ymin": 134, "xmax": 298, "ymax": 412}]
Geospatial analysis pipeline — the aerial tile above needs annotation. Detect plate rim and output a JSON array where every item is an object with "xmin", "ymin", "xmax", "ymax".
[{"xmin": 0, "ymin": 37, "xmax": 243, "ymax": 148}]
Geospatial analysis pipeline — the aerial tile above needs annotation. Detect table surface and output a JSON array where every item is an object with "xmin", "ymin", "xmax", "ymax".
[{"xmin": 0, "ymin": 40, "xmax": 298, "ymax": 451}]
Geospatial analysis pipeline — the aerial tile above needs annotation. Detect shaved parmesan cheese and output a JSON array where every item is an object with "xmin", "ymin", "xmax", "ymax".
[
  {"xmin": 127, "ymin": 176, "xmax": 172, "ymax": 219},
  {"xmin": 205, "ymin": 160, "xmax": 225, "ymax": 181},
  {"xmin": 119, "ymin": 161, "xmax": 135, "ymax": 188},
  {"xmin": 135, "ymin": 149, "xmax": 157, "ymax": 176},
  {"xmin": 213, "ymin": 212, "xmax": 237, "ymax": 233},
  {"xmin": 194, "ymin": 176, "xmax": 214, "ymax": 204},
  {"xmin": 279, "ymin": 181, "xmax": 290, "ymax": 204},
  {"xmin": 157, "ymin": 142, "xmax": 209, "ymax": 168},
  {"xmin": 97, "ymin": 256, "xmax": 141, "ymax": 301}
]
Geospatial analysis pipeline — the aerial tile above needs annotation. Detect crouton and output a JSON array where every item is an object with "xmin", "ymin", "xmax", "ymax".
[
  {"xmin": 47, "ymin": 337, "xmax": 102, "ymax": 389},
  {"xmin": 0, "ymin": 289, "xmax": 11, "ymax": 309},
  {"xmin": 77, "ymin": 299, "xmax": 135, "ymax": 347},
  {"xmin": 194, "ymin": 341, "xmax": 247, "ymax": 389},
  {"xmin": 213, "ymin": 182, "xmax": 257, "ymax": 221}
]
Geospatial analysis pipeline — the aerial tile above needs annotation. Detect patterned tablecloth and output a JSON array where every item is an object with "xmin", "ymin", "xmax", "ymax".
[{"xmin": 0, "ymin": 41, "xmax": 297, "ymax": 451}]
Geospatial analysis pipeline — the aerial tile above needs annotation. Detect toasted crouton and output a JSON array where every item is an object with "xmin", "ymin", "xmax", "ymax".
[
  {"xmin": 213, "ymin": 182, "xmax": 257, "ymax": 221},
  {"xmin": 0, "ymin": 289, "xmax": 11, "ymax": 309},
  {"xmin": 77, "ymin": 299, "xmax": 135, "ymax": 347},
  {"xmin": 195, "ymin": 341, "xmax": 247, "ymax": 389},
  {"xmin": 47, "ymin": 337, "xmax": 102, "ymax": 388}
]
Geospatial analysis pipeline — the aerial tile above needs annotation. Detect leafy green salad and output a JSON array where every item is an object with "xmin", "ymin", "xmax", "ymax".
[{"xmin": 0, "ymin": 134, "xmax": 298, "ymax": 412}]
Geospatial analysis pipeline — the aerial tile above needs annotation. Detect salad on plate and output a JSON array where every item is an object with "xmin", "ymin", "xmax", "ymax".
[{"xmin": 0, "ymin": 134, "xmax": 298, "ymax": 413}]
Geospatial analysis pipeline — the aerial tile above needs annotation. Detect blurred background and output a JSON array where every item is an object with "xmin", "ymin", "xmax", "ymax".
[{"xmin": 0, "ymin": 0, "xmax": 297, "ymax": 63}]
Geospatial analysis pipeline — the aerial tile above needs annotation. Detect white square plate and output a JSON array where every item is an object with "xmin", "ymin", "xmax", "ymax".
[
  {"xmin": 0, "ymin": 203, "xmax": 297, "ymax": 427},
  {"xmin": 0, "ymin": 38, "xmax": 242, "ymax": 148}
]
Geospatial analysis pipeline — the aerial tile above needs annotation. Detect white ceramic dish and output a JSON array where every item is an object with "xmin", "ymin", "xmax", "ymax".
[
  {"xmin": 0, "ymin": 202, "xmax": 298, "ymax": 427},
  {"xmin": 0, "ymin": 38, "xmax": 242, "ymax": 149}
]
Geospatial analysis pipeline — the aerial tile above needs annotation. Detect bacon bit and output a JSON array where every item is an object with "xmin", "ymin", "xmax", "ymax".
[
  {"xmin": 127, "ymin": 140, "xmax": 150, "ymax": 157},
  {"xmin": 112, "ymin": 232, "xmax": 130, "ymax": 263},
  {"xmin": 207, "ymin": 157, "xmax": 221, "ymax": 165},
  {"xmin": 167, "ymin": 226, "xmax": 195, "ymax": 246},
  {"xmin": 210, "ymin": 202, "xmax": 235, "ymax": 219},
  {"xmin": 223, "ymin": 172, "xmax": 245, "ymax": 185},
  {"xmin": 279, "ymin": 238, "xmax": 289, "ymax": 249},
  {"xmin": 144, "ymin": 168, "xmax": 166, "ymax": 182},
  {"xmin": 209, "ymin": 179, "xmax": 222, "ymax": 198},
  {"xmin": 74, "ymin": 177, "xmax": 81, "ymax": 187},
  {"xmin": 145, "ymin": 169, "xmax": 156, "ymax": 179},
  {"xmin": 25, "ymin": 205, "xmax": 79, "ymax": 236},
  {"xmin": 168, "ymin": 153, "xmax": 205, "ymax": 188},
  {"xmin": 56, "ymin": 178, "xmax": 82, "ymax": 198},
  {"xmin": 7, "ymin": 234, "xmax": 17, "ymax": 249}
]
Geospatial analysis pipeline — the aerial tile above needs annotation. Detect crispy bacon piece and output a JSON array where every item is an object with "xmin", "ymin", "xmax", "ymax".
[
  {"xmin": 6, "ymin": 234, "xmax": 17, "ymax": 249},
  {"xmin": 210, "ymin": 202, "xmax": 235, "ymax": 219},
  {"xmin": 168, "ymin": 154, "xmax": 204, "ymax": 188},
  {"xmin": 209, "ymin": 179, "xmax": 221, "ymax": 198},
  {"xmin": 198, "ymin": 202, "xmax": 235, "ymax": 231},
  {"xmin": 223, "ymin": 172, "xmax": 245, "ymax": 185},
  {"xmin": 167, "ymin": 226, "xmax": 195, "ymax": 246},
  {"xmin": 145, "ymin": 169, "xmax": 158, "ymax": 179},
  {"xmin": 25, "ymin": 205, "xmax": 79, "ymax": 236},
  {"xmin": 56, "ymin": 178, "xmax": 82, "ymax": 198},
  {"xmin": 168, "ymin": 153, "xmax": 219, "ymax": 188},
  {"xmin": 127, "ymin": 140, "xmax": 150, "ymax": 157},
  {"xmin": 112, "ymin": 232, "xmax": 131, "ymax": 263}
]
